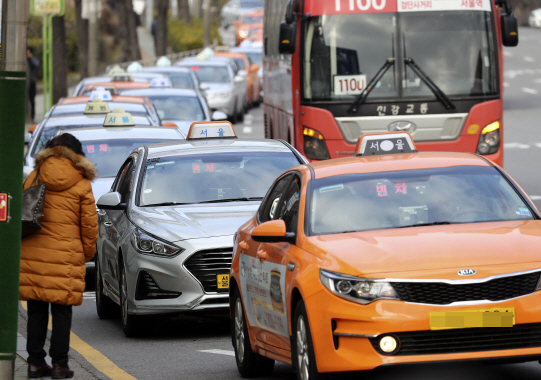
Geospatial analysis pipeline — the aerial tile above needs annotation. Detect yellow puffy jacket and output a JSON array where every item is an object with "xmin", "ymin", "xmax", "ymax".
[{"xmin": 20, "ymin": 146, "xmax": 98, "ymax": 306}]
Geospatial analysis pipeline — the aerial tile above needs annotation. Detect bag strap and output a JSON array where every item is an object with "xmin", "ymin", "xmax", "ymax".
[{"xmin": 27, "ymin": 169, "xmax": 41, "ymax": 187}]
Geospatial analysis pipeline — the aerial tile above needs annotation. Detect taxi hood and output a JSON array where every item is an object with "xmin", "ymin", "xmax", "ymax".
[
  {"xmin": 308, "ymin": 221, "xmax": 541, "ymax": 278},
  {"xmin": 129, "ymin": 203, "xmax": 259, "ymax": 242}
]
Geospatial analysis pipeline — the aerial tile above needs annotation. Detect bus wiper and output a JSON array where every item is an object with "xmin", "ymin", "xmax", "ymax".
[
  {"xmin": 198, "ymin": 197, "xmax": 263, "ymax": 204},
  {"xmin": 404, "ymin": 58, "xmax": 455, "ymax": 110},
  {"xmin": 398, "ymin": 221, "xmax": 451, "ymax": 228},
  {"xmin": 348, "ymin": 58, "xmax": 395, "ymax": 113}
]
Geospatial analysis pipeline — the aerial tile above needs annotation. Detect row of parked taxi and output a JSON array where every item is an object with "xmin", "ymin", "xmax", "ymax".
[{"xmin": 24, "ymin": 48, "xmax": 541, "ymax": 380}]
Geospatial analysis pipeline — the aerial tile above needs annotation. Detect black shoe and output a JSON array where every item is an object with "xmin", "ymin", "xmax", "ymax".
[
  {"xmin": 28, "ymin": 362, "xmax": 52, "ymax": 378},
  {"xmin": 51, "ymin": 364, "xmax": 74, "ymax": 379}
]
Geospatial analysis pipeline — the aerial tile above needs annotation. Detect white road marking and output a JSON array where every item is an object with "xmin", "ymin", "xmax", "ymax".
[
  {"xmin": 524, "ymin": 56, "xmax": 535, "ymax": 62},
  {"xmin": 530, "ymin": 195, "xmax": 541, "ymax": 200},
  {"xmin": 503, "ymin": 82, "xmax": 509, "ymax": 88},
  {"xmin": 535, "ymin": 143, "xmax": 541, "ymax": 148},
  {"xmin": 504, "ymin": 143, "xmax": 530, "ymax": 149},
  {"xmin": 198, "ymin": 349, "xmax": 235, "ymax": 357},
  {"xmin": 534, "ymin": 78, "xmax": 541, "ymax": 84},
  {"xmin": 504, "ymin": 68, "xmax": 541, "ymax": 79},
  {"xmin": 502, "ymin": 50, "xmax": 512, "ymax": 57},
  {"xmin": 83, "ymin": 291, "xmax": 96, "ymax": 300},
  {"xmin": 243, "ymin": 126, "xmax": 253, "ymax": 134},
  {"xmin": 522, "ymin": 88, "xmax": 539, "ymax": 95}
]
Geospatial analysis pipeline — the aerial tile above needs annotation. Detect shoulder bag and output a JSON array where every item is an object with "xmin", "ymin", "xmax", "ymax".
[{"xmin": 22, "ymin": 170, "xmax": 46, "ymax": 238}]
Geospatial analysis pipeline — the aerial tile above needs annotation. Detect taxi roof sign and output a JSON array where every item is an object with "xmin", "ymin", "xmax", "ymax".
[
  {"xmin": 355, "ymin": 132, "xmax": 417, "ymax": 156},
  {"xmin": 107, "ymin": 65, "xmax": 125, "ymax": 76},
  {"xmin": 111, "ymin": 73, "xmax": 133, "ymax": 82},
  {"xmin": 89, "ymin": 86, "xmax": 113, "ymax": 102},
  {"xmin": 92, "ymin": 84, "xmax": 118, "ymax": 95},
  {"xmin": 187, "ymin": 121, "xmax": 237, "ymax": 140},
  {"xmin": 150, "ymin": 77, "xmax": 172, "ymax": 88},
  {"xmin": 103, "ymin": 108, "xmax": 135, "ymax": 127},
  {"xmin": 84, "ymin": 98, "xmax": 111, "ymax": 114}
]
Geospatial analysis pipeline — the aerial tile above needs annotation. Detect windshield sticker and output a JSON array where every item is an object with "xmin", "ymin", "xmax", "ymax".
[
  {"xmin": 398, "ymin": 0, "xmax": 490, "ymax": 11},
  {"xmin": 516, "ymin": 206, "xmax": 532, "ymax": 216},
  {"xmin": 334, "ymin": 75, "xmax": 367, "ymax": 96},
  {"xmin": 395, "ymin": 182, "xmax": 407, "ymax": 194},
  {"xmin": 399, "ymin": 205, "xmax": 429, "ymax": 225},
  {"xmin": 144, "ymin": 189, "xmax": 152, "ymax": 194},
  {"xmin": 377, "ymin": 184, "xmax": 388, "ymax": 197},
  {"xmin": 239, "ymin": 254, "xmax": 289, "ymax": 338}
]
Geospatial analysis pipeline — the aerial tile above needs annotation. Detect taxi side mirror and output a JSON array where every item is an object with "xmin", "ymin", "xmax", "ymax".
[
  {"xmin": 252, "ymin": 220, "xmax": 295, "ymax": 244},
  {"xmin": 28, "ymin": 124, "xmax": 37, "ymax": 133},
  {"xmin": 97, "ymin": 192, "xmax": 126, "ymax": 211},
  {"xmin": 233, "ymin": 20, "xmax": 240, "ymax": 28},
  {"xmin": 250, "ymin": 64, "xmax": 260, "ymax": 73},
  {"xmin": 162, "ymin": 121, "xmax": 178, "ymax": 128}
]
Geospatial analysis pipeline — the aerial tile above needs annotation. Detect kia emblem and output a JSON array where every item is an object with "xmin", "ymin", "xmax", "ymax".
[{"xmin": 458, "ymin": 269, "xmax": 476, "ymax": 276}]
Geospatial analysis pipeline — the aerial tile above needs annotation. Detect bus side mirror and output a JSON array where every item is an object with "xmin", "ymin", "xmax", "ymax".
[
  {"xmin": 501, "ymin": 14, "xmax": 518, "ymax": 47},
  {"xmin": 278, "ymin": 21, "xmax": 296, "ymax": 54}
]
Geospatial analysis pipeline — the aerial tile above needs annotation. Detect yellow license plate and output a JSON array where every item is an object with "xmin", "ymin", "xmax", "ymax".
[
  {"xmin": 217, "ymin": 274, "xmax": 229, "ymax": 289},
  {"xmin": 430, "ymin": 307, "xmax": 515, "ymax": 330}
]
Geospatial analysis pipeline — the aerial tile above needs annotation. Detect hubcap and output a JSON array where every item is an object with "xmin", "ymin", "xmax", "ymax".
[
  {"xmin": 296, "ymin": 316, "xmax": 309, "ymax": 380},
  {"xmin": 121, "ymin": 267, "xmax": 128, "ymax": 325},
  {"xmin": 234, "ymin": 298, "xmax": 245, "ymax": 363}
]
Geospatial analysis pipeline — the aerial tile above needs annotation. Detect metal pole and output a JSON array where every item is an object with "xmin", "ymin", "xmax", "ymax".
[
  {"xmin": 203, "ymin": 0, "xmax": 210, "ymax": 46},
  {"xmin": 0, "ymin": 0, "xmax": 29, "ymax": 377},
  {"xmin": 88, "ymin": 0, "xmax": 97, "ymax": 76},
  {"xmin": 42, "ymin": 15, "xmax": 48, "ymax": 115},
  {"xmin": 47, "ymin": 14, "xmax": 53, "ymax": 110}
]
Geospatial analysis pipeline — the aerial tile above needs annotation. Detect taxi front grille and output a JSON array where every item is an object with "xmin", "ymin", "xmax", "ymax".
[
  {"xmin": 390, "ymin": 272, "xmax": 541, "ymax": 305},
  {"xmin": 184, "ymin": 248, "xmax": 232, "ymax": 293},
  {"xmin": 370, "ymin": 323, "xmax": 541, "ymax": 356}
]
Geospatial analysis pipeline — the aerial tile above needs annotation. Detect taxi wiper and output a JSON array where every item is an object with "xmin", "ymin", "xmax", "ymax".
[
  {"xmin": 198, "ymin": 197, "xmax": 263, "ymax": 204},
  {"xmin": 348, "ymin": 58, "xmax": 395, "ymax": 113},
  {"xmin": 404, "ymin": 57, "xmax": 455, "ymax": 110},
  {"xmin": 398, "ymin": 221, "xmax": 451, "ymax": 228},
  {"xmin": 142, "ymin": 202, "xmax": 193, "ymax": 207}
]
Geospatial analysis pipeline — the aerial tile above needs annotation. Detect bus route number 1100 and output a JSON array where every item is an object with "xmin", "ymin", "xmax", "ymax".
[{"xmin": 334, "ymin": 75, "xmax": 367, "ymax": 96}]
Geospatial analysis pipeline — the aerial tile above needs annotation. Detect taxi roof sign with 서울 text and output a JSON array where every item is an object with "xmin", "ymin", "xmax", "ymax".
[
  {"xmin": 84, "ymin": 98, "xmax": 111, "ymax": 114},
  {"xmin": 89, "ymin": 87, "xmax": 113, "ymax": 102},
  {"xmin": 187, "ymin": 121, "xmax": 237, "ymax": 140},
  {"xmin": 103, "ymin": 108, "xmax": 135, "ymax": 127},
  {"xmin": 355, "ymin": 132, "xmax": 417, "ymax": 156}
]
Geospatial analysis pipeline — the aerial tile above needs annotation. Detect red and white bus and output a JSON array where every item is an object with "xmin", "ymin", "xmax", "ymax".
[{"xmin": 263, "ymin": 0, "xmax": 518, "ymax": 166}]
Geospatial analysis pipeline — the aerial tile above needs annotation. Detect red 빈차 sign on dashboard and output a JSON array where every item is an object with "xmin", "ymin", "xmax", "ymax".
[{"xmin": 0, "ymin": 193, "xmax": 8, "ymax": 222}]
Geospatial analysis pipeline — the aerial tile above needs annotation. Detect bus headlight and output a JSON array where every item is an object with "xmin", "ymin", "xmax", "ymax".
[
  {"xmin": 303, "ymin": 127, "xmax": 330, "ymax": 160},
  {"xmin": 476, "ymin": 121, "xmax": 500, "ymax": 155},
  {"xmin": 320, "ymin": 269, "xmax": 400, "ymax": 305}
]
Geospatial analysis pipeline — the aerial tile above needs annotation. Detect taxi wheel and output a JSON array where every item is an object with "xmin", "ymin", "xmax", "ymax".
[
  {"xmin": 120, "ymin": 262, "xmax": 140, "ymax": 337},
  {"xmin": 229, "ymin": 101, "xmax": 238, "ymax": 124},
  {"xmin": 293, "ymin": 301, "xmax": 325, "ymax": 380},
  {"xmin": 231, "ymin": 288, "xmax": 275, "ymax": 377},
  {"xmin": 95, "ymin": 254, "xmax": 118, "ymax": 319}
]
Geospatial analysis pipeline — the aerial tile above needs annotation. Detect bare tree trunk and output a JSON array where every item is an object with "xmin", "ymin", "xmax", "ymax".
[
  {"xmin": 74, "ymin": 0, "xmax": 89, "ymax": 79},
  {"xmin": 177, "ymin": 0, "xmax": 190, "ymax": 23},
  {"xmin": 155, "ymin": 0, "xmax": 168, "ymax": 56},
  {"xmin": 52, "ymin": 15, "xmax": 67, "ymax": 104},
  {"xmin": 117, "ymin": 0, "xmax": 141, "ymax": 61}
]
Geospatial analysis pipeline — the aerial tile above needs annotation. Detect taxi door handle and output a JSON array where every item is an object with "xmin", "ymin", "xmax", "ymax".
[
  {"xmin": 239, "ymin": 241, "xmax": 249, "ymax": 250},
  {"xmin": 104, "ymin": 222, "xmax": 113, "ymax": 227},
  {"xmin": 256, "ymin": 250, "xmax": 268, "ymax": 262}
]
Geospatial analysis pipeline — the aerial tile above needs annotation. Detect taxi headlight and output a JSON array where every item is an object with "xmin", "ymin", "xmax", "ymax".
[
  {"xmin": 131, "ymin": 229, "xmax": 182, "ymax": 257},
  {"xmin": 476, "ymin": 121, "xmax": 500, "ymax": 155},
  {"xmin": 239, "ymin": 30, "xmax": 248, "ymax": 38},
  {"xmin": 319, "ymin": 269, "xmax": 400, "ymax": 304}
]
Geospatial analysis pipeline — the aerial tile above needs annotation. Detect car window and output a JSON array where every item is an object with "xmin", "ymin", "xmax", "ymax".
[
  {"xmin": 140, "ymin": 152, "xmax": 299, "ymax": 206},
  {"xmin": 308, "ymin": 166, "xmax": 536, "ymax": 236},
  {"xmin": 167, "ymin": 73, "xmax": 195, "ymax": 89},
  {"xmin": 190, "ymin": 66, "xmax": 230, "ymax": 83},
  {"xmin": 116, "ymin": 159, "xmax": 135, "ymax": 203},
  {"xmin": 259, "ymin": 174, "xmax": 293, "ymax": 224},
  {"xmin": 276, "ymin": 176, "xmax": 301, "ymax": 233},
  {"xmin": 146, "ymin": 95, "xmax": 205, "ymax": 121}
]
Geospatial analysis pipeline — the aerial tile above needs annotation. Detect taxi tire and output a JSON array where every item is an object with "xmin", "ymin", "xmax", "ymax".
[
  {"xmin": 293, "ymin": 300, "xmax": 326, "ymax": 380},
  {"xmin": 229, "ymin": 101, "xmax": 238, "ymax": 124},
  {"xmin": 120, "ymin": 262, "xmax": 140, "ymax": 337},
  {"xmin": 95, "ymin": 255, "xmax": 118, "ymax": 319},
  {"xmin": 231, "ymin": 288, "xmax": 275, "ymax": 377}
]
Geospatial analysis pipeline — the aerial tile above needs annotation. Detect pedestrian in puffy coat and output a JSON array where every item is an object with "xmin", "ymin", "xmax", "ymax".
[{"xmin": 20, "ymin": 133, "xmax": 98, "ymax": 379}]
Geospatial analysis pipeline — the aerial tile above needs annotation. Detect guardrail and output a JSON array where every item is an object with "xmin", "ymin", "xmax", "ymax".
[{"xmin": 104, "ymin": 43, "xmax": 217, "ymax": 73}]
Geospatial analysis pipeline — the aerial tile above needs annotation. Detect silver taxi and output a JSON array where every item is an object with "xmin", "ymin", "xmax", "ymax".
[{"xmin": 95, "ymin": 121, "xmax": 307, "ymax": 336}]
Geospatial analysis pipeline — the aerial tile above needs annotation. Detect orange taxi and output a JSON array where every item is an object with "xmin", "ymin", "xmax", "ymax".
[
  {"xmin": 229, "ymin": 131, "xmax": 541, "ymax": 378},
  {"xmin": 77, "ymin": 81, "xmax": 151, "ymax": 96},
  {"xmin": 57, "ymin": 95, "xmax": 153, "ymax": 108},
  {"xmin": 214, "ymin": 51, "xmax": 261, "ymax": 106},
  {"xmin": 234, "ymin": 10, "xmax": 263, "ymax": 46}
]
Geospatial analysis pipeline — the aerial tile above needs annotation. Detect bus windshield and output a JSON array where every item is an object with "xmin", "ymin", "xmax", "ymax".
[{"xmin": 303, "ymin": 11, "xmax": 497, "ymax": 101}]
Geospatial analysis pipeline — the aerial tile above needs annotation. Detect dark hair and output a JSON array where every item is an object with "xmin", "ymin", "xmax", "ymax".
[
  {"xmin": 27, "ymin": 46, "xmax": 34, "ymax": 54},
  {"xmin": 45, "ymin": 133, "xmax": 85, "ymax": 157}
]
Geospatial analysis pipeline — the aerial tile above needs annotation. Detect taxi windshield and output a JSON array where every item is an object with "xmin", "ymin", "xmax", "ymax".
[
  {"xmin": 309, "ymin": 166, "xmax": 535, "ymax": 235},
  {"xmin": 81, "ymin": 138, "xmax": 179, "ymax": 178},
  {"xmin": 146, "ymin": 95, "xmax": 205, "ymax": 121},
  {"xmin": 140, "ymin": 152, "xmax": 300, "ymax": 206},
  {"xmin": 191, "ymin": 66, "xmax": 230, "ymax": 83},
  {"xmin": 166, "ymin": 73, "xmax": 195, "ymax": 89}
]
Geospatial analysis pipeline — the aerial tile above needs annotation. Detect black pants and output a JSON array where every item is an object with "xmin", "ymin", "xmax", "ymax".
[
  {"xmin": 26, "ymin": 300, "xmax": 72, "ymax": 367},
  {"xmin": 28, "ymin": 81, "xmax": 36, "ymax": 121}
]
